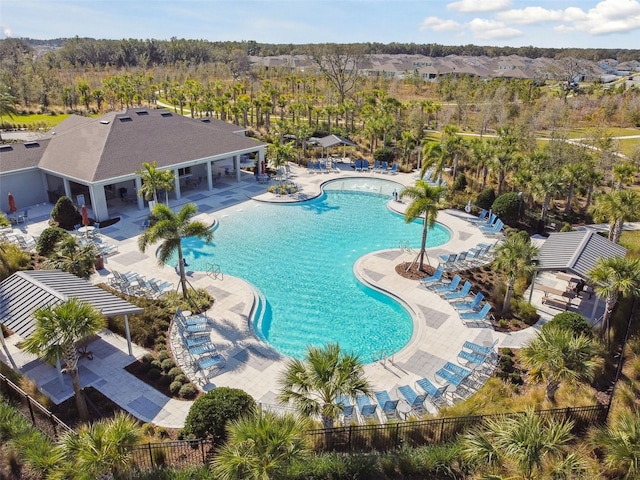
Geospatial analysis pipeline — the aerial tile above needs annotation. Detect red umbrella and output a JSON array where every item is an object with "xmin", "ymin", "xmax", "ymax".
[
  {"xmin": 7, "ymin": 193, "xmax": 17, "ymax": 213},
  {"xmin": 81, "ymin": 204, "xmax": 89, "ymax": 226}
]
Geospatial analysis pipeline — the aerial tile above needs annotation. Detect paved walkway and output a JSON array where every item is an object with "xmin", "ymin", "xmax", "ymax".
[{"xmin": 0, "ymin": 164, "xmax": 606, "ymax": 427}]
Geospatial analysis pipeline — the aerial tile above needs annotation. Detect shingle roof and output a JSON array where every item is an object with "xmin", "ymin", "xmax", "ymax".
[
  {"xmin": 0, "ymin": 139, "xmax": 50, "ymax": 174},
  {"xmin": 314, "ymin": 134, "xmax": 358, "ymax": 148},
  {"xmin": 536, "ymin": 230, "xmax": 627, "ymax": 278},
  {"xmin": 36, "ymin": 108, "xmax": 265, "ymax": 183},
  {"xmin": 0, "ymin": 270, "xmax": 143, "ymax": 339}
]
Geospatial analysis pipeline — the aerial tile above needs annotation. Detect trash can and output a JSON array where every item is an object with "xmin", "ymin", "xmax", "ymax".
[{"xmin": 95, "ymin": 254, "xmax": 104, "ymax": 270}]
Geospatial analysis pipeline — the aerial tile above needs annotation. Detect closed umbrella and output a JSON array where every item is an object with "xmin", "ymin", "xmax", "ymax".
[
  {"xmin": 7, "ymin": 193, "xmax": 16, "ymax": 213},
  {"xmin": 81, "ymin": 204, "xmax": 89, "ymax": 238}
]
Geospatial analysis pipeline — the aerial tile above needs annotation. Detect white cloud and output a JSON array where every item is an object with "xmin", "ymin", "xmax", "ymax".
[
  {"xmin": 468, "ymin": 18, "xmax": 522, "ymax": 40},
  {"xmin": 497, "ymin": 7, "xmax": 565, "ymax": 25},
  {"xmin": 1, "ymin": 26, "xmax": 11, "ymax": 37},
  {"xmin": 448, "ymin": 0, "xmax": 511, "ymax": 13},
  {"xmin": 419, "ymin": 16, "xmax": 461, "ymax": 32},
  {"xmin": 497, "ymin": 0, "xmax": 640, "ymax": 35}
]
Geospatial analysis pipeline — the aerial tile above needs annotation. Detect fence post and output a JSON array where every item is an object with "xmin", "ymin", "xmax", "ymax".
[
  {"xmin": 26, "ymin": 395, "xmax": 36, "ymax": 426},
  {"xmin": 439, "ymin": 417, "xmax": 445, "ymax": 443},
  {"xmin": 147, "ymin": 442, "xmax": 154, "ymax": 468},
  {"xmin": 394, "ymin": 422, "xmax": 400, "ymax": 448},
  {"xmin": 348, "ymin": 424, "xmax": 353, "ymax": 453},
  {"xmin": 201, "ymin": 439, "xmax": 206, "ymax": 464}
]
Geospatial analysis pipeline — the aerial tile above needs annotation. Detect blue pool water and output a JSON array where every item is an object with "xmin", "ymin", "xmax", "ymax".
[{"xmin": 180, "ymin": 178, "xmax": 450, "ymax": 363}]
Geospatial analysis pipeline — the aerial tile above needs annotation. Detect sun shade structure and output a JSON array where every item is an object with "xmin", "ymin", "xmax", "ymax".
[
  {"xmin": 536, "ymin": 230, "xmax": 627, "ymax": 278},
  {"xmin": 313, "ymin": 134, "xmax": 358, "ymax": 148},
  {"xmin": 0, "ymin": 270, "xmax": 143, "ymax": 357}
]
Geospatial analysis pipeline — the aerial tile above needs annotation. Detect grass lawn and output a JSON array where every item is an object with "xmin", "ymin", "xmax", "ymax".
[
  {"xmin": 8, "ymin": 113, "xmax": 70, "ymax": 128},
  {"xmin": 616, "ymin": 137, "xmax": 640, "ymax": 156},
  {"xmin": 619, "ymin": 229, "xmax": 640, "ymax": 258}
]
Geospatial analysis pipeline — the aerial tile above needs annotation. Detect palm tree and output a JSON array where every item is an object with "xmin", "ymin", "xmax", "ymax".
[
  {"xmin": 22, "ymin": 299, "xmax": 106, "ymax": 421},
  {"xmin": 591, "ymin": 410, "xmax": 640, "ymax": 479},
  {"xmin": 278, "ymin": 343, "xmax": 371, "ymax": 430},
  {"xmin": 267, "ymin": 141, "xmax": 296, "ymax": 185},
  {"xmin": 462, "ymin": 408, "xmax": 576, "ymax": 480},
  {"xmin": 54, "ymin": 412, "xmax": 142, "ymax": 480},
  {"xmin": 591, "ymin": 190, "xmax": 640, "ymax": 244},
  {"xmin": 0, "ymin": 86, "xmax": 18, "ymax": 142},
  {"xmin": 613, "ymin": 162, "xmax": 637, "ymax": 190},
  {"xmin": 588, "ymin": 256, "xmax": 640, "ymax": 343},
  {"xmin": 492, "ymin": 233, "xmax": 539, "ymax": 314},
  {"xmin": 399, "ymin": 181, "xmax": 445, "ymax": 272},
  {"xmin": 138, "ymin": 203, "xmax": 213, "ymax": 299},
  {"xmin": 43, "ymin": 236, "xmax": 98, "ymax": 279},
  {"xmin": 519, "ymin": 326, "xmax": 602, "ymax": 403},
  {"xmin": 531, "ymin": 170, "xmax": 565, "ymax": 224},
  {"xmin": 211, "ymin": 410, "xmax": 310, "ymax": 480},
  {"xmin": 135, "ymin": 161, "xmax": 175, "ymax": 206},
  {"xmin": 420, "ymin": 141, "xmax": 447, "ymax": 180}
]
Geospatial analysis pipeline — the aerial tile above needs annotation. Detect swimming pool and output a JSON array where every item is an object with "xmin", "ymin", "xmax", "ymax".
[{"xmin": 180, "ymin": 178, "xmax": 450, "ymax": 363}]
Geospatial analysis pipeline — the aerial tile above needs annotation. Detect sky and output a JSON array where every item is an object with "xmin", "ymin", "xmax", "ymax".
[{"xmin": 1, "ymin": 0, "xmax": 639, "ymax": 49}]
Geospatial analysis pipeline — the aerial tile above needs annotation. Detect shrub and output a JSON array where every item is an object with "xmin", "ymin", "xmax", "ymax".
[
  {"xmin": 491, "ymin": 192, "xmax": 521, "ymax": 224},
  {"xmin": 373, "ymin": 146, "xmax": 395, "ymax": 164},
  {"xmin": 36, "ymin": 226, "xmax": 71, "ymax": 256},
  {"xmin": 179, "ymin": 384, "xmax": 198, "ymax": 399},
  {"xmin": 163, "ymin": 289, "xmax": 214, "ymax": 315},
  {"xmin": 50, "ymin": 196, "xmax": 82, "ymax": 230},
  {"xmin": 157, "ymin": 351, "xmax": 170, "ymax": 362},
  {"xmin": 137, "ymin": 362, "xmax": 151, "ymax": 374},
  {"xmin": 182, "ymin": 387, "xmax": 255, "ymax": 441},
  {"xmin": 150, "ymin": 360, "xmax": 162, "ymax": 370},
  {"xmin": 161, "ymin": 359, "xmax": 176, "ymax": 372},
  {"xmin": 543, "ymin": 311, "xmax": 593, "ymax": 338},
  {"xmin": 147, "ymin": 368, "xmax": 162, "ymax": 380},
  {"xmin": 513, "ymin": 299, "xmax": 539, "ymax": 325},
  {"xmin": 174, "ymin": 374, "xmax": 188, "ymax": 384},
  {"xmin": 155, "ymin": 342, "xmax": 167, "ymax": 352},
  {"xmin": 141, "ymin": 353, "xmax": 155, "ymax": 364},
  {"xmin": 159, "ymin": 375, "xmax": 172, "ymax": 386},
  {"xmin": 475, "ymin": 187, "xmax": 495, "ymax": 211},
  {"xmin": 452, "ymin": 172, "xmax": 467, "ymax": 192},
  {"xmin": 169, "ymin": 381, "xmax": 183, "ymax": 395},
  {"xmin": 167, "ymin": 367, "xmax": 183, "ymax": 380}
]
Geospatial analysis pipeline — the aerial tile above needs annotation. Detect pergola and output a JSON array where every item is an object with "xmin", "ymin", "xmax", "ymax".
[
  {"xmin": 0, "ymin": 270, "xmax": 143, "ymax": 370},
  {"xmin": 531, "ymin": 230, "xmax": 627, "ymax": 319},
  {"xmin": 312, "ymin": 134, "xmax": 358, "ymax": 160}
]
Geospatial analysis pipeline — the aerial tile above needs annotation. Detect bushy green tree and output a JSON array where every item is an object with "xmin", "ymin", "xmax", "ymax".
[
  {"xmin": 543, "ymin": 312, "xmax": 593, "ymax": 338},
  {"xmin": 373, "ymin": 146, "xmax": 395, "ymax": 164},
  {"xmin": 50, "ymin": 196, "xmax": 82, "ymax": 230},
  {"xmin": 491, "ymin": 191, "xmax": 521, "ymax": 224},
  {"xmin": 475, "ymin": 187, "xmax": 496, "ymax": 211},
  {"xmin": 182, "ymin": 387, "xmax": 255, "ymax": 442},
  {"xmin": 36, "ymin": 226, "xmax": 72, "ymax": 256}
]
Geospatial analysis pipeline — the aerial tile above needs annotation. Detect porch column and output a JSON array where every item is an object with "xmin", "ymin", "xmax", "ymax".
[
  {"xmin": 174, "ymin": 169, "xmax": 181, "ymax": 200},
  {"xmin": 63, "ymin": 178, "xmax": 72, "ymax": 198},
  {"xmin": 234, "ymin": 155, "xmax": 241, "ymax": 182},
  {"xmin": 124, "ymin": 315, "xmax": 133, "ymax": 356},
  {"xmin": 134, "ymin": 177, "xmax": 144, "ymax": 209},
  {"xmin": 206, "ymin": 161, "xmax": 213, "ymax": 190},
  {"xmin": 89, "ymin": 185, "xmax": 109, "ymax": 221}
]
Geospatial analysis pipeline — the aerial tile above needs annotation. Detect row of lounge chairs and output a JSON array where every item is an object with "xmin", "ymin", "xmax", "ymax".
[
  {"xmin": 436, "ymin": 242, "xmax": 496, "ymax": 272},
  {"xmin": 336, "ymin": 341, "xmax": 498, "ymax": 424},
  {"xmin": 467, "ymin": 210, "xmax": 504, "ymax": 237},
  {"xmin": 173, "ymin": 309, "xmax": 226, "ymax": 382},
  {"xmin": 108, "ymin": 270, "xmax": 173, "ymax": 299},
  {"xmin": 308, "ymin": 159, "xmax": 340, "ymax": 173},
  {"xmin": 0, "ymin": 231, "xmax": 37, "ymax": 252},
  {"xmin": 78, "ymin": 236, "xmax": 119, "ymax": 256},
  {"xmin": 420, "ymin": 267, "xmax": 493, "ymax": 326}
]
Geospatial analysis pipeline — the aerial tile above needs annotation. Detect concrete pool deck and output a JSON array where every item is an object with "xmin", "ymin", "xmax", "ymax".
[{"xmin": 0, "ymin": 163, "xmax": 605, "ymax": 427}]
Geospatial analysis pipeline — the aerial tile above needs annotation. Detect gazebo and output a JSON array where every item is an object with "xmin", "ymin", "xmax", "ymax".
[
  {"xmin": 0, "ymin": 270, "xmax": 143, "ymax": 372},
  {"xmin": 311, "ymin": 134, "xmax": 358, "ymax": 161},
  {"xmin": 531, "ymin": 230, "xmax": 627, "ymax": 320}
]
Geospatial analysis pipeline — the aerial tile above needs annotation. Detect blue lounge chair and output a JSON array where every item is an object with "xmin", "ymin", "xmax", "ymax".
[
  {"xmin": 362, "ymin": 160, "xmax": 370, "ymax": 171},
  {"xmin": 337, "ymin": 395, "xmax": 356, "ymax": 424},
  {"xmin": 457, "ymin": 349, "xmax": 486, "ymax": 367},
  {"xmin": 415, "ymin": 378, "xmax": 448, "ymax": 408},
  {"xmin": 373, "ymin": 160, "xmax": 381, "ymax": 173},
  {"xmin": 356, "ymin": 395, "xmax": 378, "ymax": 422},
  {"xmin": 388, "ymin": 163, "xmax": 398, "ymax": 174},
  {"xmin": 443, "ymin": 280, "xmax": 472, "ymax": 300},
  {"xmin": 419, "ymin": 265, "xmax": 444, "ymax": 286},
  {"xmin": 307, "ymin": 161, "xmax": 315, "ymax": 173},
  {"xmin": 439, "ymin": 252, "xmax": 457, "ymax": 264},
  {"xmin": 459, "ymin": 303, "xmax": 492, "ymax": 323},
  {"xmin": 443, "ymin": 362, "xmax": 473, "ymax": 381},
  {"xmin": 475, "ymin": 212, "xmax": 497, "ymax": 227},
  {"xmin": 354, "ymin": 158, "xmax": 363, "ymax": 171},
  {"xmin": 452, "ymin": 292, "xmax": 485, "ymax": 312},
  {"xmin": 188, "ymin": 342, "xmax": 218, "ymax": 357},
  {"xmin": 435, "ymin": 367, "xmax": 466, "ymax": 387},
  {"xmin": 467, "ymin": 209, "xmax": 488, "ymax": 224},
  {"xmin": 182, "ymin": 333, "xmax": 211, "ymax": 348},
  {"xmin": 318, "ymin": 160, "xmax": 327, "ymax": 173},
  {"xmin": 380, "ymin": 161, "xmax": 388, "ymax": 173},
  {"xmin": 481, "ymin": 219, "xmax": 504, "ymax": 236},
  {"xmin": 397, "ymin": 385, "xmax": 427, "ymax": 416},
  {"xmin": 432, "ymin": 275, "xmax": 461, "ymax": 294},
  {"xmin": 197, "ymin": 353, "xmax": 226, "ymax": 372},
  {"xmin": 463, "ymin": 340, "xmax": 498, "ymax": 357},
  {"xmin": 374, "ymin": 390, "xmax": 400, "ymax": 420}
]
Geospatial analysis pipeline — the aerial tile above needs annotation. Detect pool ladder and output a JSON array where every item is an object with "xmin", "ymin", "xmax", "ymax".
[
  {"xmin": 206, "ymin": 262, "xmax": 223, "ymax": 280},
  {"xmin": 398, "ymin": 241, "xmax": 415, "ymax": 254}
]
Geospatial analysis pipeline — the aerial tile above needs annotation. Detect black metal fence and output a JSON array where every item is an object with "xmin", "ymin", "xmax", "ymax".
[
  {"xmin": 304, "ymin": 404, "xmax": 609, "ymax": 453},
  {"xmin": 0, "ymin": 372, "xmax": 74, "ymax": 439},
  {"xmin": 129, "ymin": 439, "xmax": 216, "ymax": 471}
]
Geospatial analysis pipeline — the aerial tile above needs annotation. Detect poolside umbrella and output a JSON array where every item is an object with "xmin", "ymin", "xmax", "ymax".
[
  {"xmin": 7, "ymin": 193, "xmax": 16, "ymax": 214},
  {"xmin": 81, "ymin": 204, "xmax": 89, "ymax": 238}
]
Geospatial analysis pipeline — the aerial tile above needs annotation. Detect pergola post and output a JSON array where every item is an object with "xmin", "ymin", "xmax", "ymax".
[
  {"xmin": 0, "ymin": 328, "xmax": 17, "ymax": 370},
  {"xmin": 56, "ymin": 354, "xmax": 65, "ymax": 389},
  {"xmin": 590, "ymin": 296, "xmax": 601, "ymax": 324},
  {"xmin": 124, "ymin": 315, "xmax": 133, "ymax": 356}
]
